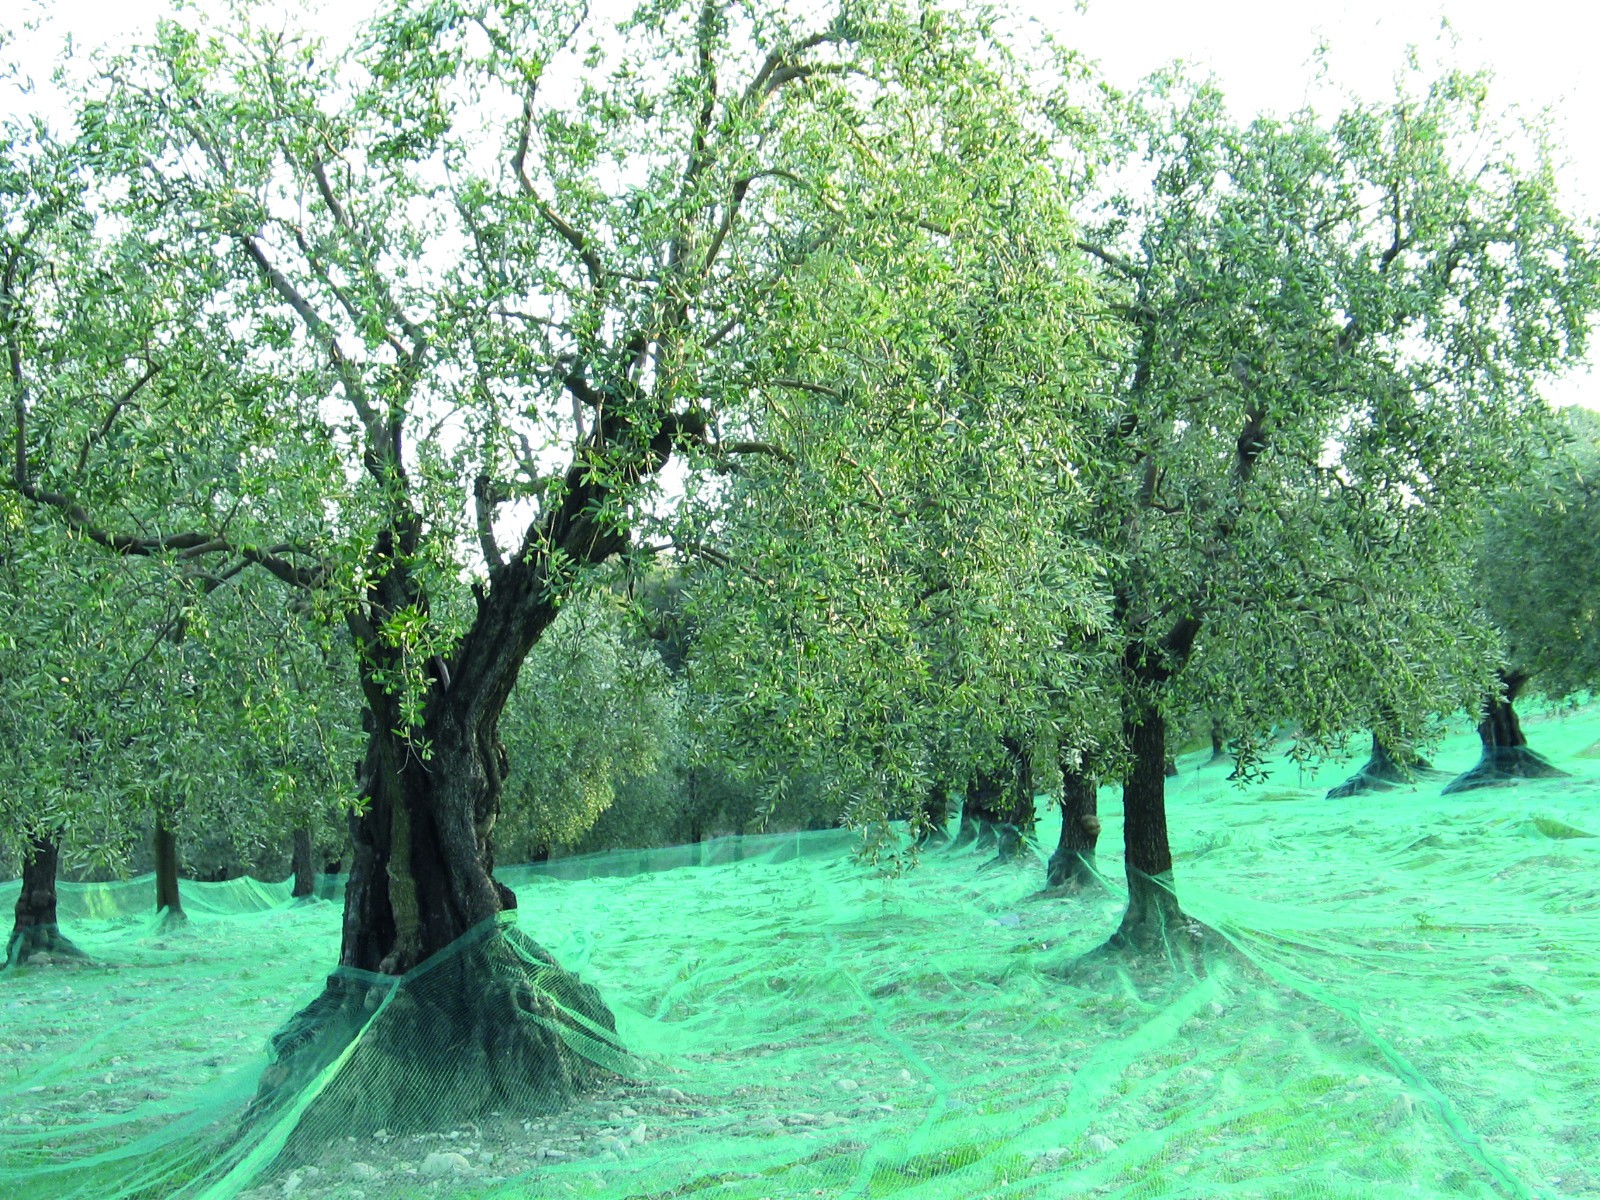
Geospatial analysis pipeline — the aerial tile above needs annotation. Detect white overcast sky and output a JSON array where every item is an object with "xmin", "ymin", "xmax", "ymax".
[{"xmin": 6, "ymin": 0, "xmax": 1599, "ymax": 406}]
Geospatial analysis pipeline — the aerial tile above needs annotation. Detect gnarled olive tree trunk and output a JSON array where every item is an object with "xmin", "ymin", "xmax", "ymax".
[
  {"xmin": 1326, "ymin": 732, "xmax": 1441, "ymax": 799},
  {"xmin": 255, "ymin": 475, "xmax": 638, "ymax": 1133},
  {"xmin": 7, "ymin": 832, "xmax": 85, "ymax": 966},
  {"xmin": 1047, "ymin": 755, "xmax": 1100, "ymax": 890},
  {"xmin": 1112, "ymin": 703, "xmax": 1185, "ymax": 949},
  {"xmin": 1443, "ymin": 670, "xmax": 1567, "ymax": 794}
]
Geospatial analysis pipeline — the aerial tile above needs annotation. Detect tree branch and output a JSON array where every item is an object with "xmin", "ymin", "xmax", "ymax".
[{"xmin": 512, "ymin": 83, "xmax": 604, "ymax": 289}]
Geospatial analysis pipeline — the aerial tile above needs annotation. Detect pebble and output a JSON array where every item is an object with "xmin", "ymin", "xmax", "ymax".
[
  {"xmin": 1086, "ymin": 1134, "xmax": 1117, "ymax": 1154},
  {"xmin": 350, "ymin": 1163, "xmax": 379, "ymax": 1180},
  {"xmin": 421, "ymin": 1151, "xmax": 471, "ymax": 1176},
  {"xmin": 657, "ymin": 1087, "xmax": 687, "ymax": 1102},
  {"xmin": 1384, "ymin": 1096, "xmax": 1416, "ymax": 1128},
  {"xmin": 835, "ymin": 1078, "xmax": 859, "ymax": 1092},
  {"xmin": 280, "ymin": 1171, "xmax": 303, "ymax": 1197},
  {"xmin": 629, "ymin": 1122, "xmax": 648, "ymax": 1144}
]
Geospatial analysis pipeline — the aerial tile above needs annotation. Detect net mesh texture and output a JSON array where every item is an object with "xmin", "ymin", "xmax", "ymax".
[{"xmin": 2, "ymin": 700, "xmax": 1597, "ymax": 1200}]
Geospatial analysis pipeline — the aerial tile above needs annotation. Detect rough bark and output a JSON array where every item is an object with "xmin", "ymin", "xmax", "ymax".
[
  {"xmin": 290, "ymin": 828, "xmax": 315, "ymax": 899},
  {"xmin": 1106, "ymin": 616, "xmax": 1205, "ymax": 957},
  {"xmin": 255, "ymin": 568, "xmax": 618, "ymax": 1134},
  {"xmin": 1326, "ymin": 732, "xmax": 1443, "ymax": 799},
  {"xmin": 1110, "ymin": 704, "xmax": 1188, "ymax": 950},
  {"xmin": 7, "ymin": 832, "xmax": 86, "ymax": 966},
  {"xmin": 154, "ymin": 820, "xmax": 185, "ymax": 924},
  {"xmin": 1443, "ymin": 671, "xmax": 1567, "ymax": 794},
  {"xmin": 1046, "ymin": 756, "xmax": 1100, "ymax": 890}
]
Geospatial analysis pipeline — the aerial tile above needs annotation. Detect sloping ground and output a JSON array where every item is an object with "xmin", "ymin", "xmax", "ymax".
[{"xmin": 1, "ymin": 703, "xmax": 1597, "ymax": 1200}]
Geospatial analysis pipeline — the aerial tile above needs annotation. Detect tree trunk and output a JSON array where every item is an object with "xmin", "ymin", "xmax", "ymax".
[
  {"xmin": 1209, "ymin": 716, "xmax": 1226, "ymax": 761},
  {"xmin": 1443, "ymin": 671, "xmax": 1567, "ymax": 794},
  {"xmin": 7, "ymin": 832, "xmax": 85, "ymax": 966},
  {"xmin": 956, "ymin": 769, "xmax": 999, "ymax": 851},
  {"xmin": 1326, "ymin": 732, "xmax": 1441, "ymax": 799},
  {"xmin": 154, "ymin": 820, "xmax": 185, "ymax": 924},
  {"xmin": 1110, "ymin": 704, "xmax": 1191, "ymax": 952},
  {"xmin": 290, "ymin": 827, "xmax": 315, "ymax": 899},
  {"xmin": 995, "ymin": 735, "xmax": 1037, "ymax": 859},
  {"xmin": 958, "ymin": 737, "xmax": 1034, "ymax": 859},
  {"xmin": 254, "ymin": 627, "xmax": 615, "ymax": 1138},
  {"xmin": 917, "ymin": 779, "xmax": 952, "ymax": 846},
  {"xmin": 1047, "ymin": 757, "xmax": 1100, "ymax": 890}
]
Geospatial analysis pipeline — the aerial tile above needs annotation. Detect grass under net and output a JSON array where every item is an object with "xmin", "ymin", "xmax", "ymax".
[{"xmin": 2, "ymin": 701, "xmax": 1598, "ymax": 1199}]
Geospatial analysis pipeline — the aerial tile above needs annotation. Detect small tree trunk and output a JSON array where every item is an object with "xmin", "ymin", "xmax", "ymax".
[
  {"xmin": 1047, "ymin": 757, "xmax": 1100, "ymax": 890},
  {"xmin": 1443, "ymin": 671, "xmax": 1567, "ymax": 794},
  {"xmin": 154, "ymin": 820, "xmax": 185, "ymax": 924},
  {"xmin": 1326, "ymin": 732, "xmax": 1441, "ymax": 798},
  {"xmin": 7, "ymin": 831, "xmax": 85, "ymax": 966},
  {"xmin": 957, "ymin": 768, "xmax": 1000, "ymax": 851},
  {"xmin": 291, "ymin": 827, "xmax": 315, "ymax": 899},
  {"xmin": 1209, "ymin": 717, "xmax": 1226, "ymax": 761},
  {"xmin": 994, "ymin": 735, "xmax": 1037, "ymax": 859},
  {"xmin": 917, "ymin": 779, "xmax": 952, "ymax": 845},
  {"xmin": 1110, "ymin": 705, "xmax": 1189, "ymax": 951}
]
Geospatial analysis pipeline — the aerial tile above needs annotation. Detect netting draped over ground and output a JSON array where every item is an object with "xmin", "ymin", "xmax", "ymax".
[{"xmin": 2, "ymin": 703, "xmax": 1598, "ymax": 1199}]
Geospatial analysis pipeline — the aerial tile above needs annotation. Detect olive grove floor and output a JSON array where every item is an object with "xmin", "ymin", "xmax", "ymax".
[{"xmin": 2, "ymin": 701, "xmax": 1598, "ymax": 1200}]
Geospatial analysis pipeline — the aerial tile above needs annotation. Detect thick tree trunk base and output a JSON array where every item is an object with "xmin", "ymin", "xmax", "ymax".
[
  {"xmin": 951, "ymin": 814, "xmax": 989, "ymax": 851},
  {"xmin": 5, "ymin": 923, "xmax": 88, "ymax": 968},
  {"xmin": 1327, "ymin": 738, "xmax": 1445, "ymax": 799},
  {"xmin": 977, "ymin": 823, "xmax": 1036, "ymax": 871},
  {"xmin": 250, "ymin": 919, "xmax": 619, "ymax": 1149},
  {"xmin": 1442, "ymin": 746, "xmax": 1567, "ymax": 795},
  {"xmin": 1101, "ymin": 871, "xmax": 1209, "ymax": 966},
  {"xmin": 1044, "ymin": 849, "xmax": 1100, "ymax": 892},
  {"xmin": 9, "ymin": 834, "xmax": 85, "ymax": 967}
]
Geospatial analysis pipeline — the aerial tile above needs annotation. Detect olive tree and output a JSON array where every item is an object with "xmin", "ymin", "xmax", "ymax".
[
  {"xmin": 5, "ymin": 0, "xmax": 1106, "ymax": 1134},
  {"xmin": 1444, "ymin": 405, "xmax": 1600, "ymax": 791},
  {"xmin": 1067, "ymin": 65, "xmax": 1597, "ymax": 951}
]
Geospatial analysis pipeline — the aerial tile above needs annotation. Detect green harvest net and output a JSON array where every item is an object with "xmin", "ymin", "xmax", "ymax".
[{"xmin": 2, "ymin": 702, "xmax": 1598, "ymax": 1200}]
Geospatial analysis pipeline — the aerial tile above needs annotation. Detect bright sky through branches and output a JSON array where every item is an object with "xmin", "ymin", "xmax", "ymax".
[{"xmin": 7, "ymin": 0, "xmax": 1599, "ymax": 406}]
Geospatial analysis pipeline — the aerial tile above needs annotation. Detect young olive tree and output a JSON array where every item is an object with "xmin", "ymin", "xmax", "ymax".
[{"xmin": 1070, "ymin": 66, "xmax": 1598, "ymax": 951}]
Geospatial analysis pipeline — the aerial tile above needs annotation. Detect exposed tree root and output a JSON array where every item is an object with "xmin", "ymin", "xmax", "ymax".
[{"xmin": 5, "ymin": 923, "xmax": 89, "ymax": 968}]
